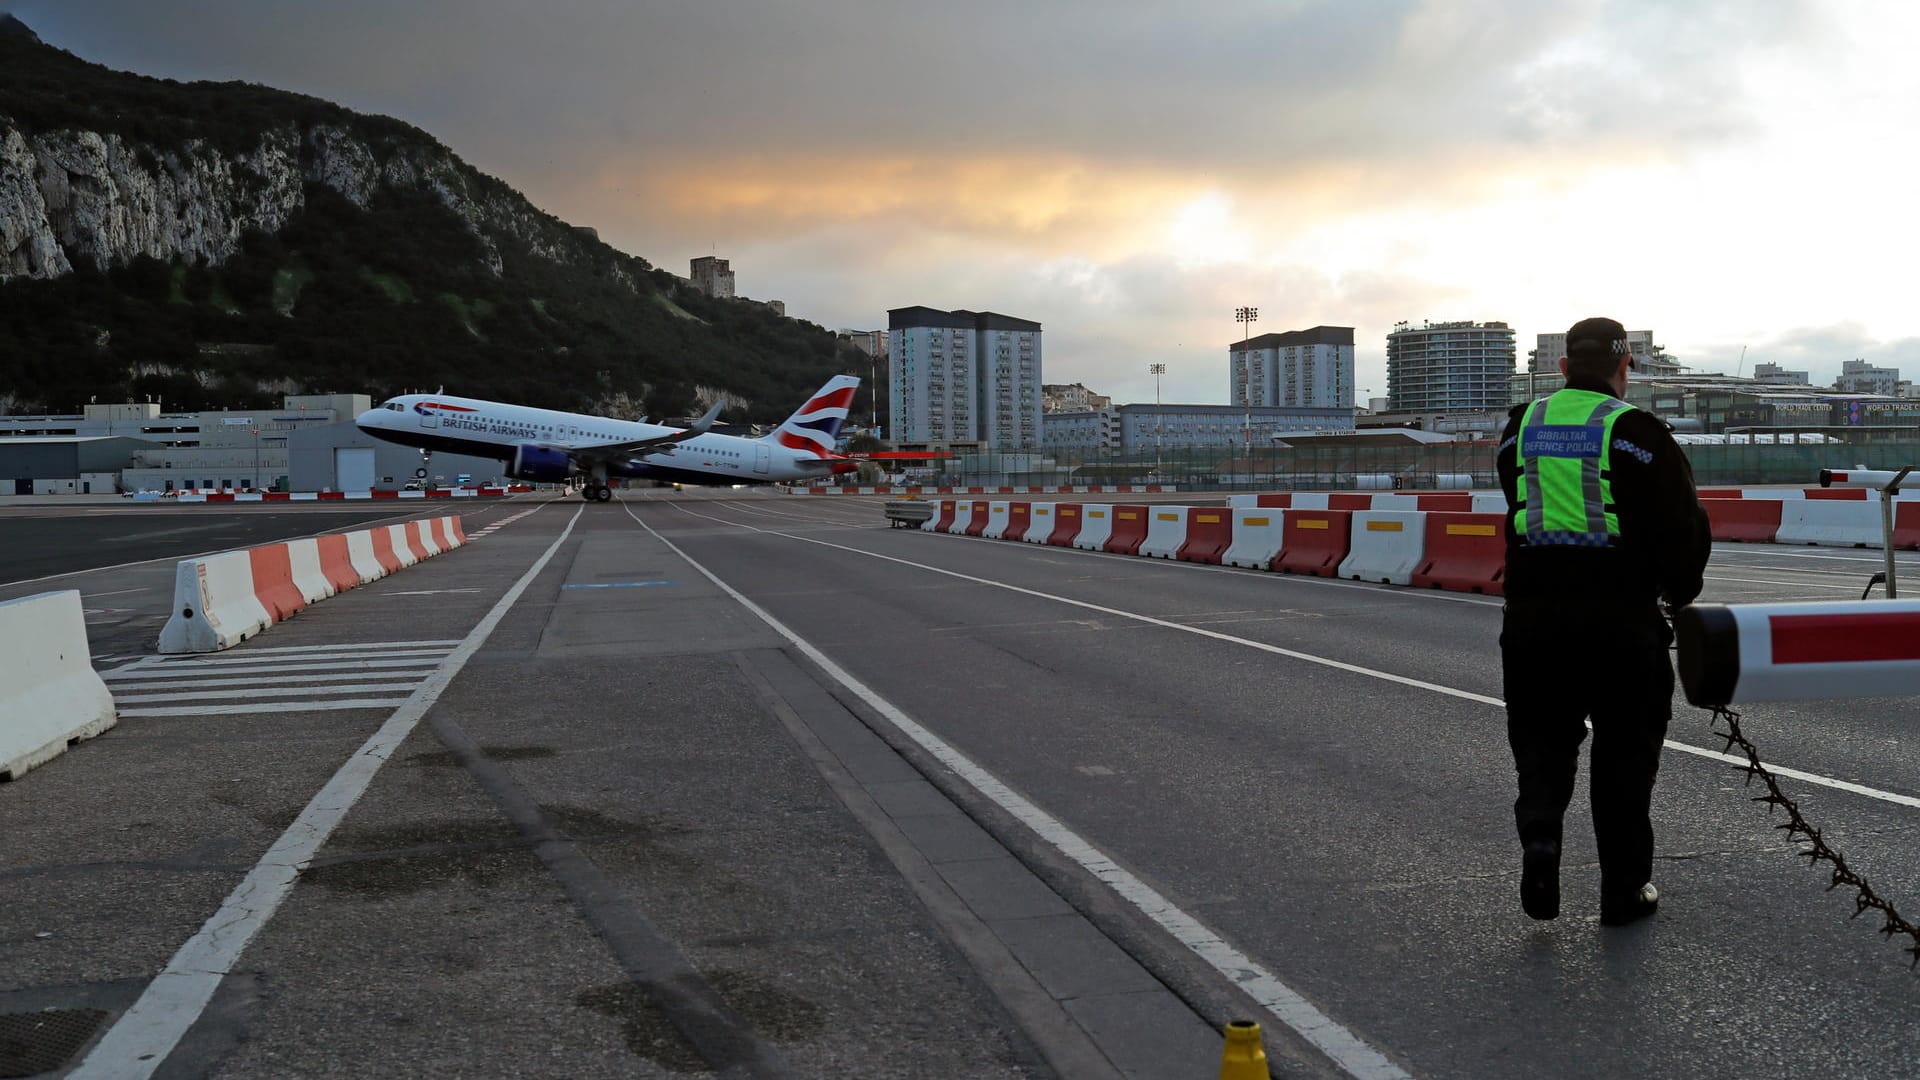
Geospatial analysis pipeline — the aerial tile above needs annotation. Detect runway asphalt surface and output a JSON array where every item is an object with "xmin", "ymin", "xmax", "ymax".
[{"xmin": 3, "ymin": 489, "xmax": 1917, "ymax": 1078}]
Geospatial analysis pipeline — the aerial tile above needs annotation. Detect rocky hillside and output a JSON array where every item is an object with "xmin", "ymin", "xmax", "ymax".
[{"xmin": 0, "ymin": 15, "xmax": 862, "ymax": 421}]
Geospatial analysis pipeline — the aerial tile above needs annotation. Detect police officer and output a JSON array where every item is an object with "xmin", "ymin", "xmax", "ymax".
[{"xmin": 1498, "ymin": 317, "xmax": 1710, "ymax": 925}]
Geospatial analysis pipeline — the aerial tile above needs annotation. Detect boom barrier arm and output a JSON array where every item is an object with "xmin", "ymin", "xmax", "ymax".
[{"xmin": 1675, "ymin": 600, "xmax": 1920, "ymax": 707}]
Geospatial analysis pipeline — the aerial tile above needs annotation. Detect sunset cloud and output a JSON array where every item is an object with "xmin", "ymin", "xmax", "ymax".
[{"xmin": 11, "ymin": 0, "xmax": 1915, "ymax": 401}]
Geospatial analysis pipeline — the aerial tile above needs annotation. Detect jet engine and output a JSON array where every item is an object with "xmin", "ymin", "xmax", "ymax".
[{"xmin": 508, "ymin": 445, "xmax": 572, "ymax": 483}]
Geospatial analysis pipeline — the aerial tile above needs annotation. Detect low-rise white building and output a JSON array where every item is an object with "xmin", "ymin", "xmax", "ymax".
[{"xmin": 1043, "ymin": 403, "xmax": 1354, "ymax": 456}]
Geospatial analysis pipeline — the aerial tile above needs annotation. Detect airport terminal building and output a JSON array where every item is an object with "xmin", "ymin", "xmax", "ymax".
[{"xmin": 0, "ymin": 395, "xmax": 503, "ymax": 492}]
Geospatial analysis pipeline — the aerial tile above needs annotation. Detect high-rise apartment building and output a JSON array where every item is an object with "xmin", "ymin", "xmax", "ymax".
[
  {"xmin": 1387, "ymin": 321, "xmax": 1517, "ymax": 413},
  {"xmin": 1228, "ymin": 326, "xmax": 1355, "ymax": 409},
  {"xmin": 888, "ymin": 306, "xmax": 1042, "ymax": 450},
  {"xmin": 1837, "ymin": 359, "xmax": 1901, "ymax": 396},
  {"xmin": 1527, "ymin": 330, "xmax": 1679, "ymax": 375},
  {"xmin": 689, "ymin": 256, "xmax": 736, "ymax": 299}
]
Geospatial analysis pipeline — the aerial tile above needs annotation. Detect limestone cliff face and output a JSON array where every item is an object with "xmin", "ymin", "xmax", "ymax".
[{"xmin": 0, "ymin": 119, "xmax": 593, "ymax": 282}]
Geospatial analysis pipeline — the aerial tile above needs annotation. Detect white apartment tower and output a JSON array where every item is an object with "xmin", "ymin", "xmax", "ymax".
[
  {"xmin": 888, "ymin": 306, "xmax": 1042, "ymax": 450},
  {"xmin": 1228, "ymin": 326, "xmax": 1355, "ymax": 408}
]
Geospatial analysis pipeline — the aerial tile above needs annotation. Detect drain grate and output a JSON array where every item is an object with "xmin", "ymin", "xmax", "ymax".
[{"xmin": 0, "ymin": 1008, "xmax": 109, "ymax": 1078}]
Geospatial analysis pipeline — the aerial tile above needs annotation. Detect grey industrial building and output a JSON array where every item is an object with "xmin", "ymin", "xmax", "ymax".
[
  {"xmin": 0, "ymin": 436, "xmax": 150, "ymax": 494},
  {"xmin": 287, "ymin": 421, "xmax": 506, "ymax": 492},
  {"xmin": 0, "ymin": 393, "xmax": 510, "ymax": 492}
]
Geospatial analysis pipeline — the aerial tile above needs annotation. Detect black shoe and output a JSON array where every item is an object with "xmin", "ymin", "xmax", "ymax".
[
  {"xmin": 1520, "ymin": 841, "xmax": 1560, "ymax": 920},
  {"xmin": 1600, "ymin": 883, "xmax": 1659, "ymax": 926}
]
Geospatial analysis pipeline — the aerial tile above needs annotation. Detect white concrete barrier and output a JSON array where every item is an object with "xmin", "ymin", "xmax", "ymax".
[
  {"xmin": 1139, "ymin": 508, "xmax": 1189, "ymax": 559},
  {"xmin": 1338, "ymin": 511, "xmax": 1428, "ymax": 585},
  {"xmin": 287, "ymin": 538, "xmax": 334, "ymax": 603},
  {"xmin": 982, "ymin": 501, "xmax": 1013, "ymax": 540},
  {"xmin": 158, "ymin": 550, "xmax": 273, "ymax": 653},
  {"xmin": 386, "ymin": 524, "xmax": 421, "ymax": 566},
  {"xmin": 1228, "ymin": 493, "xmax": 1258, "ymax": 508},
  {"xmin": 1289, "ymin": 493, "xmax": 1331, "ymax": 510},
  {"xmin": 346, "ymin": 530, "xmax": 385, "ymax": 583},
  {"xmin": 1024, "ymin": 503, "xmax": 1055, "ymax": 543},
  {"xmin": 946, "ymin": 501, "xmax": 975, "ymax": 535},
  {"xmin": 1368, "ymin": 494, "xmax": 1422, "ymax": 510},
  {"xmin": 1073, "ymin": 504, "xmax": 1115, "ymax": 551},
  {"xmin": 415, "ymin": 519, "xmax": 443, "ymax": 557},
  {"xmin": 0, "ymin": 591, "xmax": 116, "ymax": 781},
  {"xmin": 1776, "ymin": 499, "xmax": 1881, "ymax": 548},
  {"xmin": 1223, "ymin": 509, "xmax": 1287, "ymax": 569},
  {"xmin": 1470, "ymin": 492, "xmax": 1506, "ymax": 513}
]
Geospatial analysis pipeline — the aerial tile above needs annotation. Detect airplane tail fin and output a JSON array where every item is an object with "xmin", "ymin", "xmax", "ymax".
[{"xmin": 768, "ymin": 374, "xmax": 859, "ymax": 457}]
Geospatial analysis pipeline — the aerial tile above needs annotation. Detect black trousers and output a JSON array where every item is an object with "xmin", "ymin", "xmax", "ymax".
[{"xmin": 1501, "ymin": 608, "xmax": 1673, "ymax": 898}]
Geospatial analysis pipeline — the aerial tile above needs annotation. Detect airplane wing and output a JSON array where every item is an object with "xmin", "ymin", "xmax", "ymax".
[{"xmin": 566, "ymin": 402, "xmax": 724, "ymax": 464}]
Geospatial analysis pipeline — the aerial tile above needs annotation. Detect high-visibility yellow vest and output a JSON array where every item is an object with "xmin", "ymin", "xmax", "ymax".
[{"xmin": 1512, "ymin": 388, "xmax": 1635, "ymax": 547}]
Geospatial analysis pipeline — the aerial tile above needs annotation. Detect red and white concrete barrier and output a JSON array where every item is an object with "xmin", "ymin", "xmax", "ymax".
[
  {"xmin": 1776, "ymin": 500, "xmax": 1881, "ymax": 548},
  {"xmin": 0, "ymin": 590, "xmax": 116, "ymax": 781},
  {"xmin": 1022, "ymin": 503, "xmax": 1055, "ymax": 543},
  {"xmin": 1047, "ymin": 503, "xmax": 1086, "ymax": 547},
  {"xmin": 1411, "ymin": 513, "xmax": 1506, "ymax": 594},
  {"xmin": 1176, "ymin": 508, "xmax": 1233, "ymax": 564},
  {"xmin": 158, "ymin": 515, "xmax": 467, "ymax": 653},
  {"xmin": 1222, "ymin": 509, "xmax": 1286, "ymax": 569},
  {"xmin": 1338, "ymin": 511, "xmax": 1427, "ymax": 585},
  {"xmin": 982, "ymin": 501, "xmax": 1013, "ymax": 540},
  {"xmin": 1677, "ymin": 600, "xmax": 1920, "ymax": 706},
  {"xmin": 1073, "ymin": 505, "xmax": 1115, "ymax": 551},
  {"xmin": 788, "ymin": 484, "xmax": 1178, "ymax": 496},
  {"xmin": 1138, "ymin": 508, "xmax": 1190, "ymax": 559}
]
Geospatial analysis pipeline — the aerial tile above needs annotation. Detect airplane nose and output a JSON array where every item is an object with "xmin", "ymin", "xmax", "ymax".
[{"xmin": 355, "ymin": 408, "xmax": 382, "ymax": 429}]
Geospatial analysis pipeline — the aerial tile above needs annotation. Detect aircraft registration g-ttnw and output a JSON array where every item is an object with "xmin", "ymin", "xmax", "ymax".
[{"xmin": 355, "ymin": 375, "xmax": 921, "ymax": 501}]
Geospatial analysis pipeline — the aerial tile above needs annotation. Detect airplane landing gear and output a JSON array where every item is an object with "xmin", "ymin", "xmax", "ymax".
[{"xmin": 580, "ymin": 483, "xmax": 613, "ymax": 502}]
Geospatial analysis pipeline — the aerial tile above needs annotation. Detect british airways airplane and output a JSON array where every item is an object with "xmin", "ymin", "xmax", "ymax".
[{"xmin": 355, "ymin": 375, "xmax": 872, "ymax": 501}]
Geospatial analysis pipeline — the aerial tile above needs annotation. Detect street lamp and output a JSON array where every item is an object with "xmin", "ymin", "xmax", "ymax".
[
  {"xmin": 1149, "ymin": 362, "xmax": 1167, "ymax": 478},
  {"xmin": 1235, "ymin": 306, "xmax": 1257, "ymax": 447}
]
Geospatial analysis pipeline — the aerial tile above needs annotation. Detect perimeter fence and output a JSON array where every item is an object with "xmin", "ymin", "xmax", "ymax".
[{"xmin": 877, "ymin": 440, "xmax": 1920, "ymax": 492}]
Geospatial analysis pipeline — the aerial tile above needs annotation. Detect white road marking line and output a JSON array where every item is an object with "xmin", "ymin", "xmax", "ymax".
[
  {"xmin": 113, "ymin": 682, "xmax": 433, "ymax": 704},
  {"xmin": 107, "ymin": 672, "xmax": 430, "ymax": 691},
  {"xmin": 130, "ymin": 647, "xmax": 454, "ymax": 668},
  {"xmin": 627, "ymin": 499, "xmax": 1412, "ymax": 1080},
  {"xmin": 103, "ymin": 658, "xmax": 447, "ymax": 680},
  {"xmin": 81, "ymin": 587, "xmax": 151, "ymax": 599},
  {"xmin": 131, "ymin": 638, "xmax": 462, "ymax": 656},
  {"xmin": 1703, "ymin": 574, "xmax": 1862, "ymax": 591},
  {"xmin": 117, "ymin": 698, "xmax": 419, "ymax": 717},
  {"xmin": 668, "ymin": 505, "xmax": 1920, "ymax": 810},
  {"xmin": 68, "ymin": 505, "xmax": 585, "ymax": 1080}
]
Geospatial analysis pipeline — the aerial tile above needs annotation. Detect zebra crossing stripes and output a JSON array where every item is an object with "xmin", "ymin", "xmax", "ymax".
[
  {"xmin": 470, "ymin": 506, "xmax": 542, "ymax": 540},
  {"xmin": 102, "ymin": 640, "xmax": 457, "ymax": 717}
]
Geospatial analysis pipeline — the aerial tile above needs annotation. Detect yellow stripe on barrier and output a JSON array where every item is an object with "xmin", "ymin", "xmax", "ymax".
[
  {"xmin": 1297, "ymin": 519, "xmax": 1329, "ymax": 530},
  {"xmin": 1196, "ymin": 514, "xmax": 1220, "ymax": 523},
  {"xmin": 1035, "ymin": 508, "xmax": 1050, "ymax": 515},
  {"xmin": 1446, "ymin": 523, "xmax": 1497, "ymax": 536},
  {"xmin": 1366, "ymin": 520, "xmax": 1404, "ymax": 532},
  {"xmin": 1062, "ymin": 508, "xmax": 1079, "ymax": 516},
  {"xmin": 1119, "ymin": 512, "xmax": 1138, "ymax": 519},
  {"xmin": 1157, "ymin": 512, "xmax": 1179, "ymax": 521},
  {"xmin": 1244, "ymin": 516, "xmax": 1269, "ymax": 526},
  {"xmin": 1089, "ymin": 510, "xmax": 1105, "ymax": 518}
]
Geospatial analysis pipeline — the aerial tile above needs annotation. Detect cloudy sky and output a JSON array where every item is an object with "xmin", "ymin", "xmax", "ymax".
[{"xmin": 13, "ymin": 0, "xmax": 1920, "ymax": 405}]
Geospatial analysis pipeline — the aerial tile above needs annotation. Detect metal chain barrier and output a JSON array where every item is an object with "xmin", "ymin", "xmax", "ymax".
[{"xmin": 1709, "ymin": 705, "xmax": 1920, "ymax": 966}]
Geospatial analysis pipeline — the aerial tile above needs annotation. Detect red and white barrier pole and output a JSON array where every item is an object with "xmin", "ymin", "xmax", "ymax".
[
  {"xmin": 1676, "ymin": 600, "xmax": 1920, "ymax": 706},
  {"xmin": 1819, "ymin": 467, "xmax": 1912, "ymax": 597}
]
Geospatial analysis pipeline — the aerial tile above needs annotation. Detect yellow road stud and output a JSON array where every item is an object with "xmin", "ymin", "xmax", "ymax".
[{"xmin": 1219, "ymin": 1019, "xmax": 1268, "ymax": 1079}]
